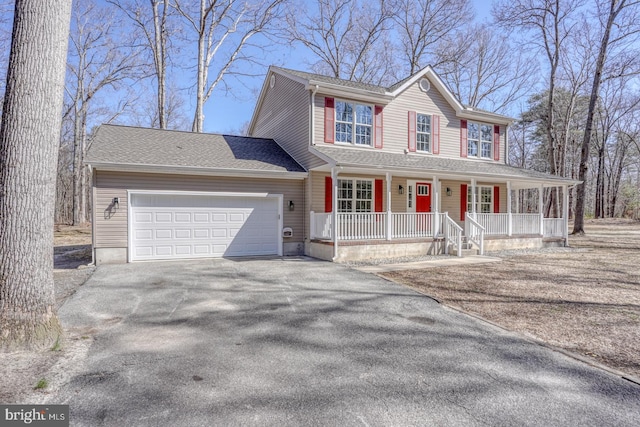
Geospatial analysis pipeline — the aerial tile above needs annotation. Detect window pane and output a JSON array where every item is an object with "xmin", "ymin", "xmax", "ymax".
[
  {"xmin": 356, "ymin": 104, "xmax": 372, "ymax": 125},
  {"xmin": 336, "ymin": 123, "xmax": 352, "ymax": 143},
  {"xmin": 481, "ymin": 124, "xmax": 492, "ymax": 142},
  {"xmin": 481, "ymin": 141, "xmax": 491, "ymax": 158},
  {"xmin": 335, "ymin": 101, "xmax": 352, "ymax": 122},
  {"xmin": 417, "ymin": 133, "xmax": 430, "ymax": 152},
  {"xmin": 468, "ymin": 122, "xmax": 479, "ymax": 140},
  {"xmin": 355, "ymin": 124, "xmax": 371, "ymax": 145},
  {"xmin": 468, "ymin": 140, "xmax": 477, "ymax": 157},
  {"xmin": 417, "ymin": 114, "xmax": 431, "ymax": 133}
]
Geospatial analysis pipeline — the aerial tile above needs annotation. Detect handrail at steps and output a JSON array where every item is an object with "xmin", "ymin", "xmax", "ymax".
[
  {"xmin": 465, "ymin": 213, "xmax": 485, "ymax": 255},
  {"xmin": 443, "ymin": 212, "xmax": 464, "ymax": 257}
]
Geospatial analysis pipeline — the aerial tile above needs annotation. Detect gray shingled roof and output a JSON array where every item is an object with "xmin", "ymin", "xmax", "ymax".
[
  {"xmin": 273, "ymin": 66, "xmax": 389, "ymax": 94},
  {"xmin": 312, "ymin": 145, "xmax": 578, "ymax": 184},
  {"xmin": 86, "ymin": 124, "xmax": 306, "ymax": 173}
]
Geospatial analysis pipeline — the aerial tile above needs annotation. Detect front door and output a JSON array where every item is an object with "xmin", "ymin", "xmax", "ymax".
[
  {"xmin": 416, "ymin": 183, "xmax": 432, "ymax": 233},
  {"xmin": 416, "ymin": 183, "xmax": 431, "ymax": 212}
]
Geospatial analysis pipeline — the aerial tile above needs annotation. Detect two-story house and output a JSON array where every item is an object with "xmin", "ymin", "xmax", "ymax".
[{"xmin": 86, "ymin": 66, "xmax": 578, "ymax": 264}]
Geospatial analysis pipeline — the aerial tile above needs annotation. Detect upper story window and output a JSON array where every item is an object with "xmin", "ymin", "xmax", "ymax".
[
  {"xmin": 335, "ymin": 101, "xmax": 373, "ymax": 146},
  {"xmin": 467, "ymin": 121, "xmax": 493, "ymax": 159},
  {"xmin": 416, "ymin": 113, "xmax": 431, "ymax": 152},
  {"xmin": 337, "ymin": 178, "xmax": 373, "ymax": 212}
]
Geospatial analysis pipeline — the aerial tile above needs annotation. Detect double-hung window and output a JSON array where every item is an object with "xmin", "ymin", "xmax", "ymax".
[
  {"xmin": 416, "ymin": 113, "xmax": 431, "ymax": 152},
  {"xmin": 335, "ymin": 100, "xmax": 373, "ymax": 146},
  {"xmin": 467, "ymin": 186, "xmax": 492, "ymax": 213},
  {"xmin": 337, "ymin": 179, "xmax": 373, "ymax": 212},
  {"xmin": 467, "ymin": 121, "xmax": 493, "ymax": 159}
]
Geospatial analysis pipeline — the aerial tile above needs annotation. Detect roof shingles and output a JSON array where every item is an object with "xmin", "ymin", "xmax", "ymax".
[{"xmin": 86, "ymin": 125, "xmax": 306, "ymax": 173}]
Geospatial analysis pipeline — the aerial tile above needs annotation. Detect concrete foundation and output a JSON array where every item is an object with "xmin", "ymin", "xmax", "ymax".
[
  {"xmin": 283, "ymin": 242, "xmax": 305, "ymax": 256},
  {"xmin": 308, "ymin": 239, "xmax": 445, "ymax": 263},
  {"xmin": 95, "ymin": 247, "xmax": 128, "ymax": 265}
]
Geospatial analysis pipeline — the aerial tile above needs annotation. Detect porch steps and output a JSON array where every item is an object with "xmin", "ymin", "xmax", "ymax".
[{"xmin": 450, "ymin": 238, "xmax": 480, "ymax": 257}]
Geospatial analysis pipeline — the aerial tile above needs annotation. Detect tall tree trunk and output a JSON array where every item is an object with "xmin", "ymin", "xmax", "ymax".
[
  {"xmin": 595, "ymin": 143, "xmax": 605, "ymax": 218},
  {"xmin": 154, "ymin": 0, "xmax": 168, "ymax": 129},
  {"xmin": 0, "ymin": 0, "xmax": 72, "ymax": 350},
  {"xmin": 574, "ymin": 0, "xmax": 624, "ymax": 234},
  {"xmin": 192, "ymin": 0, "xmax": 206, "ymax": 133}
]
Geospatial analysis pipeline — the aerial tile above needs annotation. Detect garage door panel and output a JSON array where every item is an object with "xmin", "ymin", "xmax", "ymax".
[
  {"xmin": 155, "ymin": 212, "xmax": 172, "ymax": 222},
  {"xmin": 131, "ymin": 194, "xmax": 279, "ymax": 261}
]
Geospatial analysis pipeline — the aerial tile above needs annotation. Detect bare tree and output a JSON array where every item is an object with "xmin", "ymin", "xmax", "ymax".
[
  {"xmin": 434, "ymin": 25, "xmax": 535, "ymax": 113},
  {"xmin": 286, "ymin": 0, "xmax": 395, "ymax": 85},
  {"xmin": 64, "ymin": 0, "xmax": 143, "ymax": 225},
  {"xmin": 175, "ymin": 0, "xmax": 286, "ymax": 133},
  {"xmin": 0, "ymin": 0, "xmax": 72, "ymax": 350},
  {"xmin": 391, "ymin": 0, "xmax": 473, "ymax": 75},
  {"xmin": 574, "ymin": 0, "xmax": 640, "ymax": 234},
  {"xmin": 494, "ymin": 0, "xmax": 580, "ymax": 217},
  {"xmin": 108, "ymin": 0, "xmax": 175, "ymax": 129}
]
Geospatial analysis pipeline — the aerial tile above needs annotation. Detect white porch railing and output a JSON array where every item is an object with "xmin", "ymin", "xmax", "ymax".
[
  {"xmin": 543, "ymin": 218, "xmax": 565, "ymax": 237},
  {"xmin": 465, "ymin": 213, "xmax": 485, "ymax": 255},
  {"xmin": 444, "ymin": 213, "xmax": 463, "ymax": 257},
  {"xmin": 310, "ymin": 211, "xmax": 564, "ymax": 242},
  {"xmin": 474, "ymin": 213, "xmax": 509, "ymax": 235},
  {"xmin": 310, "ymin": 211, "xmax": 332, "ymax": 240},
  {"xmin": 392, "ymin": 212, "xmax": 446, "ymax": 239},
  {"xmin": 337, "ymin": 213, "xmax": 387, "ymax": 240},
  {"xmin": 512, "ymin": 213, "xmax": 542, "ymax": 235}
]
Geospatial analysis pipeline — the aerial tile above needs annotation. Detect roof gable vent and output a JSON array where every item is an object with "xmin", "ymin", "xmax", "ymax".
[{"xmin": 419, "ymin": 78, "xmax": 430, "ymax": 93}]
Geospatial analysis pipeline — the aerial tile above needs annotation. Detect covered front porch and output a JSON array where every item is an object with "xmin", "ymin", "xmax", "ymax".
[{"xmin": 307, "ymin": 168, "xmax": 574, "ymax": 262}]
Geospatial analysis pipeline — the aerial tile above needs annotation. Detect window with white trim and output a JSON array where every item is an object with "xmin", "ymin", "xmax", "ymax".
[
  {"xmin": 337, "ymin": 179, "xmax": 372, "ymax": 212},
  {"xmin": 335, "ymin": 100, "xmax": 372, "ymax": 146},
  {"xmin": 467, "ymin": 121, "xmax": 493, "ymax": 159},
  {"xmin": 416, "ymin": 113, "xmax": 431, "ymax": 152},
  {"xmin": 467, "ymin": 186, "xmax": 492, "ymax": 213}
]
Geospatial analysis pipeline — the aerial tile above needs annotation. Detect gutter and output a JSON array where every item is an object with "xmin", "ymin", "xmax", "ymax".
[{"xmin": 86, "ymin": 161, "xmax": 308, "ymax": 180}]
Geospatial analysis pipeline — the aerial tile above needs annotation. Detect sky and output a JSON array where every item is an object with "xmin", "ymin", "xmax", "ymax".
[{"xmin": 201, "ymin": 0, "xmax": 494, "ymax": 134}]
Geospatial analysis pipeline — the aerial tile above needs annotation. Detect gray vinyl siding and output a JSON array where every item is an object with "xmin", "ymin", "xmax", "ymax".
[
  {"xmin": 94, "ymin": 170, "xmax": 304, "ymax": 249},
  {"xmin": 311, "ymin": 74, "xmax": 507, "ymax": 165},
  {"xmin": 252, "ymin": 73, "xmax": 324, "ymax": 170}
]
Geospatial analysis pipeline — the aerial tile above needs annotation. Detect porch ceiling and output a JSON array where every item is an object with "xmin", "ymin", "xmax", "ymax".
[{"xmin": 310, "ymin": 145, "xmax": 580, "ymax": 188}]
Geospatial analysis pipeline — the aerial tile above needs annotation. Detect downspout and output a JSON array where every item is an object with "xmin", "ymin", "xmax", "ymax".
[
  {"xmin": 310, "ymin": 85, "xmax": 319, "ymax": 146},
  {"xmin": 90, "ymin": 165, "xmax": 96, "ymax": 266}
]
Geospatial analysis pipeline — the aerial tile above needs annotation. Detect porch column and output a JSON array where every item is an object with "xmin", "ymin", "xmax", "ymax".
[
  {"xmin": 507, "ymin": 181, "xmax": 512, "ymax": 236},
  {"xmin": 433, "ymin": 175, "xmax": 440, "ymax": 237},
  {"xmin": 331, "ymin": 167, "xmax": 339, "ymax": 260},
  {"xmin": 563, "ymin": 184, "xmax": 569, "ymax": 246},
  {"xmin": 538, "ymin": 183, "xmax": 544, "ymax": 236},
  {"xmin": 471, "ymin": 178, "xmax": 477, "ymax": 219},
  {"xmin": 386, "ymin": 172, "xmax": 392, "ymax": 241}
]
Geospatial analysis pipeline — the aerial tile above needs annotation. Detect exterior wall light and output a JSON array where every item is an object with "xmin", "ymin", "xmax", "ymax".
[
  {"xmin": 446, "ymin": 187, "xmax": 452, "ymax": 197},
  {"xmin": 288, "ymin": 200, "xmax": 295, "ymax": 211},
  {"xmin": 398, "ymin": 185, "xmax": 404, "ymax": 195},
  {"xmin": 112, "ymin": 197, "xmax": 120, "ymax": 209}
]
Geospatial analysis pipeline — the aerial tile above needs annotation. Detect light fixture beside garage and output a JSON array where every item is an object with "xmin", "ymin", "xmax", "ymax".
[
  {"xmin": 112, "ymin": 197, "xmax": 119, "ymax": 210},
  {"xmin": 398, "ymin": 185, "xmax": 404, "ymax": 195},
  {"xmin": 288, "ymin": 200, "xmax": 295, "ymax": 211}
]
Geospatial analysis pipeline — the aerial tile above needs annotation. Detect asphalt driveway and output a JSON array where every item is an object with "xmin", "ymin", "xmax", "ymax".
[{"xmin": 55, "ymin": 257, "xmax": 639, "ymax": 426}]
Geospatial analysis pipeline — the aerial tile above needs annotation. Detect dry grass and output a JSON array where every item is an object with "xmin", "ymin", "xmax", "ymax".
[{"xmin": 382, "ymin": 218, "xmax": 640, "ymax": 379}]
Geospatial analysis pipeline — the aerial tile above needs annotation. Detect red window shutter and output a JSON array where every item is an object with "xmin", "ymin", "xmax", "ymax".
[
  {"xmin": 494, "ymin": 125, "xmax": 500, "ymax": 161},
  {"xmin": 374, "ymin": 179, "xmax": 383, "ymax": 212},
  {"xmin": 408, "ymin": 111, "xmax": 417, "ymax": 152},
  {"xmin": 325, "ymin": 176, "xmax": 332, "ymax": 212},
  {"xmin": 374, "ymin": 106, "xmax": 383, "ymax": 148},
  {"xmin": 494, "ymin": 185, "xmax": 500, "ymax": 213},
  {"xmin": 432, "ymin": 114, "xmax": 440, "ymax": 154},
  {"xmin": 460, "ymin": 184, "xmax": 468, "ymax": 221},
  {"xmin": 324, "ymin": 97, "xmax": 335, "ymax": 143},
  {"xmin": 460, "ymin": 120, "xmax": 468, "ymax": 158}
]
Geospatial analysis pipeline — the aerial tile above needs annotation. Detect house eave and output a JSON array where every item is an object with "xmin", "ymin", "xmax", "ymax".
[
  {"xmin": 306, "ymin": 83, "xmax": 393, "ymax": 104},
  {"xmin": 457, "ymin": 109, "xmax": 515, "ymax": 125},
  {"xmin": 87, "ymin": 161, "xmax": 308, "ymax": 180}
]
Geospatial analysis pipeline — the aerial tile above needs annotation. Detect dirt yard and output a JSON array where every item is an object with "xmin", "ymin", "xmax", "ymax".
[
  {"xmin": 0, "ymin": 224, "xmax": 94, "ymax": 404},
  {"xmin": 382, "ymin": 218, "xmax": 640, "ymax": 380}
]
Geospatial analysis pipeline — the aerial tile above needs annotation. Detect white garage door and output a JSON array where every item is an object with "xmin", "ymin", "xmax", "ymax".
[{"xmin": 130, "ymin": 193, "xmax": 281, "ymax": 261}]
